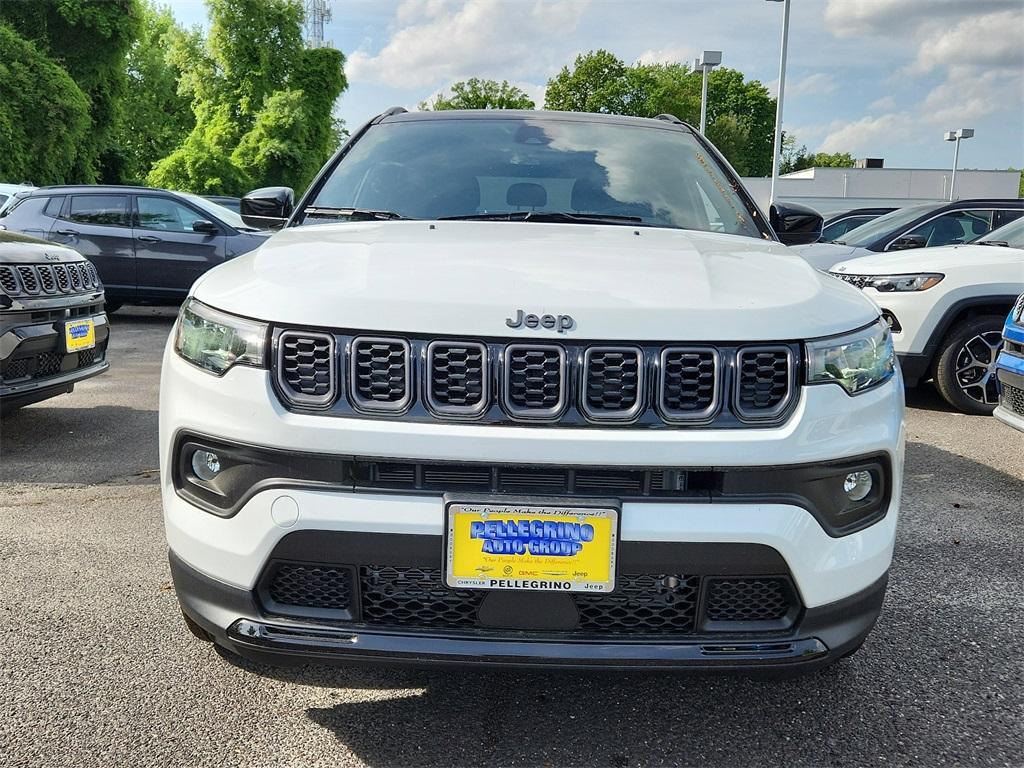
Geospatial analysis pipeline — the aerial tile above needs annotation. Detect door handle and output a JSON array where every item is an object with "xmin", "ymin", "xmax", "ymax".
[
  {"xmin": 55, "ymin": 229, "xmax": 77, "ymax": 236},
  {"xmin": 137, "ymin": 235, "xmax": 162, "ymax": 243}
]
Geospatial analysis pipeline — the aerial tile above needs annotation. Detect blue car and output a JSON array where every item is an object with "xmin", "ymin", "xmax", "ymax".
[{"xmin": 994, "ymin": 293, "xmax": 1024, "ymax": 432}]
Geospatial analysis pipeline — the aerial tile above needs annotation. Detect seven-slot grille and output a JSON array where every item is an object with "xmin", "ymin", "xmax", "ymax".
[
  {"xmin": 271, "ymin": 329, "xmax": 799, "ymax": 427},
  {"xmin": 277, "ymin": 331, "xmax": 336, "ymax": 406},
  {"xmin": 350, "ymin": 337, "xmax": 411, "ymax": 412},
  {"xmin": 581, "ymin": 347, "xmax": 644, "ymax": 421},
  {"xmin": 504, "ymin": 344, "xmax": 566, "ymax": 418},
  {"xmin": 0, "ymin": 262, "xmax": 101, "ymax": 297},
  {"xmin": 734, "ymin": 347, "xmax": 794, "ymax": 420},
  {"xmin": 426, "ymin": 341, "xmax": 487, "ymax": 416}
]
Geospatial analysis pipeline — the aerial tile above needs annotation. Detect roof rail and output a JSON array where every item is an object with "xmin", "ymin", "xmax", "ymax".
[
  {"xmin": 654, "ymin": 113, "xmax": 684, "ymax": 124},
  {"xmin": 374, "ymin": 106, "xmax": 409, "ymax": 122}
]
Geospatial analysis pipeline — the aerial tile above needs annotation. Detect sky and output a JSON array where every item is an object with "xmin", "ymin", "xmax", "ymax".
[{"xmin": 168, "ymin": 0, "xmax": 1024, "ymax": 172}]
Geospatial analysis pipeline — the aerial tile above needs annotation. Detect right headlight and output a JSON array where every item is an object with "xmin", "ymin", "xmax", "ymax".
[
  {"xmin": 806, "ymin": 318, "xmax": 895, "ymax": 395},
  {"xmin": 174, "ymin": 298, "xmax": 268, "ymax": 376}
]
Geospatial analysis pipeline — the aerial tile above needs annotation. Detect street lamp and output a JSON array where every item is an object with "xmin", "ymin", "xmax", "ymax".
[
  {"xmin": 694, "ymin": 50, "xmax": 722, "ymax": 135},
  {"xmin": 767, "ymin": 0, "xmax": 791, "ymax": 206},
  {"xmin": 944, "ymin": 128, "xmax": 974, "ymax": 201}
]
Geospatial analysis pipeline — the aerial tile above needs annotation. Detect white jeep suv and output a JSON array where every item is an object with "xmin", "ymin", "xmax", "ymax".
[
  {"xmin": 829, "ymin": 215, "xmax": 1024, "ymax": 414},
  {"xmin": 160, "ymin": 110, "xmax": 904, "ymax": 674}
]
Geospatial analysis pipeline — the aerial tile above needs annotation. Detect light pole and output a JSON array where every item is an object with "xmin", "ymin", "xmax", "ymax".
[
  {"xmin": 767, "ymin": 0, "xmax": 790, "ymax": 206},
  {"xmin": 944, "ymin": 128, "xmax": 974, "ymax": 201},
  {"xmin": 694, "ymin": 50, "xmax": 722, "ymax": 134}
]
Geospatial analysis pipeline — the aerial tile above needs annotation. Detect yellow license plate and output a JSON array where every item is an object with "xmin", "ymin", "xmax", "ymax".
[
  {"xmin": 65, "ymin": 319, "xmax": 96, "ymax": 352},
  {"xmin": 445, "ymin": 502, "xmax": 618, "ymax": 593}
]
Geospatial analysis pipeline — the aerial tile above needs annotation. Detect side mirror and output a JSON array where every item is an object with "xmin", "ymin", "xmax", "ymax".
[
  {"xmin": 890, "ymin": 234, "xmax": 926, "ymax": 251},
  {"xmin": 240, "ymin": 186, "xmax": 294, "ymax": 230},
  {"xmin": 192, "ymin": 219, "xmax": 219, "ymax": 234},
  {"xmin": 770, "ymin": 202, "xmax": 823, "ymax": 246}
]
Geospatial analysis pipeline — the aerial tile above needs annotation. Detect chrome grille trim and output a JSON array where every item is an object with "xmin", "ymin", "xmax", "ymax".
[
  {"xmin": 349, "ymin": 336, "xmax": 412, "ymax": 413},
  {"xmin": 276, "ymin": 331, "xmax": 337, "ymax": 408},
  {"xmin": 733, "ymin": 346, "xmax": 796, "ymax": 422},
  {"xmin": 580, "ymin": 346, "xmax": 645, "ymax": 422},
  {"xmin": 425, "ymin": 340, "xmax": 489, "ymax": 418},
  {"xmin": 657, "ymin": 347, "xmax": 721, "ymax": 423},
  {"xmin": 502, "ymin": 343, "xmax": 567, "ymax": 420}
]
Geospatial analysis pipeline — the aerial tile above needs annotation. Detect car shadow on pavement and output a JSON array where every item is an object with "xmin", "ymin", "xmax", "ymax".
[{"xmin": 903, "ymin": 381, "xmax": 960, "ymax": 413}]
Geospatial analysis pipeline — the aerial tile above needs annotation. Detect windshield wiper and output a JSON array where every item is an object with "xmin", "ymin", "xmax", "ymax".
[
  {"xmin": 976, "ymin": 240, "xmax": 1008, "ymax": 247},
  {"xmin": 303, "ymin": 207, "xmax": 409, "ymax": 221},
  {"xmin": 438, "ymin": 211, "xmax": 647, "ymax": 226}
]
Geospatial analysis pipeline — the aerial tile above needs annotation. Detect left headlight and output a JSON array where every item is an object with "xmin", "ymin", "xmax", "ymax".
[
  {"xmin": 806, "ymin": 318, "xmax": 895, "ymax": 395},
  {"xmin": 174, "ymin": 298, "xmax": 268, "ymax": 376},
  {"xmin": 831, "ymin": 272, "xmax": 944, "ymax": 292}
]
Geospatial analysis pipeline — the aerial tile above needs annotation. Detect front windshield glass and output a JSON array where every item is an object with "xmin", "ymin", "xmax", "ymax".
[
  {"xmin": 976, "ymin": 216, "xmax": 1024, "ymax": 249},
  {"xmin": 180, "ymin": 192, "xmax": 251, "ymax": 230},
  {"xmin": 307, "ymin": 117, "xmax": 763, "ymax": 238},
  {"xmin": 833, "ymin": 203, "xmax": 937, "ymax": 246}
]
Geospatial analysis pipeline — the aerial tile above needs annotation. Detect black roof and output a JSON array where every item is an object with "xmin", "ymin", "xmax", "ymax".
[
  {"xmin": 27, "ymin": 184, "xmax": 182, "ymax": 194},
  {"xmin": 378, "ymin": 107, "xmax": 699, "ymax": 133}
]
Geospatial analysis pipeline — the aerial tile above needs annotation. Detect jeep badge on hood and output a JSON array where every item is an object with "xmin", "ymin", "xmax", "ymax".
[{"xmin": 505, "ymin": 309, "xmax": 576, "ymax": 333}]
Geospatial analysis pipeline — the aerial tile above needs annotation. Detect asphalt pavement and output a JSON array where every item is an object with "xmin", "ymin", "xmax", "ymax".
[{"xmin": 1, "ymin": 306, "xmax": 1022, "ymax": 768}]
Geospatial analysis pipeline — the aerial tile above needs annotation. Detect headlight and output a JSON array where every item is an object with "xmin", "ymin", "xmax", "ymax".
[
  {"xmin": 174, "ymin": 298, "xmax": 268, "ymax": 375},
  {"xmin": 806, "ymin": 318, "xmax": 895, "ymax": 395},
  {"xmin": 866, "ymin": 273, "xmax": 943, "ymax": 292}
]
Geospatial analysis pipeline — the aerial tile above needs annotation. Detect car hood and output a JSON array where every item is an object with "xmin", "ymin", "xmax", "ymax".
[
  {"xmin": 0, "ymin": 238, "xmax": 85, "ymax": 265},
  {"xmin": 829, "ymin": 243, "xmax": 1024, "ymax": 275},
  {"xmin": 191, "ymin": 221, "xmax": 878, "ymax": 341},
  {"xmin": 790, "ymin": 242, "xmax": 873, "ymax": 271}
]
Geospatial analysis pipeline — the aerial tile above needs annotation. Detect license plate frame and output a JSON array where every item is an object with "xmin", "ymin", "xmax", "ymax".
[
  {"xmin": 443, "ymin": 496, "xmax": 620, "ymax": 594},
  {"xmin": 64, "ymin": 318, "xmax": 96, "ymax": 353}
]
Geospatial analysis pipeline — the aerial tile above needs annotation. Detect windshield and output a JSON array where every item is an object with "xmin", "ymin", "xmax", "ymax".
[
  {"xmin": 180, "ymin": 192, "xmax": 252, "ymax": 230},
  {"xmin": 976, "ymin": 216, "xmax": 1024, "ymax": 249},
  {"xmin": 306, "ymin": 117, "xmax": 764, "ymax": 238},
  {"xmin": 832, "ymin": 203, "xmax": 937, "ymax": 246}
]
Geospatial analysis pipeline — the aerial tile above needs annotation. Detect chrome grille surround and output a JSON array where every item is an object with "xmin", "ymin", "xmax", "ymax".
[
  {"xmin": 349, "ymin": 336, "xmax": 412, "ymax": 413},
  {"xmin": 579, "ymin": 346, "xmax": 645, "ymax": 422},
  {"xmin": 657, "ymin": 346, "xmax": 721, "ymax": 423},
  {"xmin": 502, "ymin": 343, "xmax": 567, "ymax": 420},
  {"xmin": 734, "ymin": 346, "xmax": 796, "ymax": 422},
  {"xmin": 276, "ymin": 331, "xmax": 337, "ymax": 408},
  {"xmin": 425, "ymin": 340, "xmax": 489, "ymax": 418}
]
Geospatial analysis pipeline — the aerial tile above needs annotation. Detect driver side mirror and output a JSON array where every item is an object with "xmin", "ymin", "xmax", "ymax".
[
  {"xmin": 192, "ymin": 219, "xmax": 218, "ymax": 234},
  {"xmin": 240, "ymin": 186, "xmax": 294, "ymax": 230},
  {"xmin": 770, "ymin": 202, "xmax": 823, "ymax": 246},
  {"xmin": 890, "ymin": 234, "xmax": 926, "ymax": 251}
]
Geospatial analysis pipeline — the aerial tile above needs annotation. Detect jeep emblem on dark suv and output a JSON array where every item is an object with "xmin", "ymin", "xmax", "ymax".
[{"xmin": 505, "ymin": 309, "xmax": 576, "ymax": 333}]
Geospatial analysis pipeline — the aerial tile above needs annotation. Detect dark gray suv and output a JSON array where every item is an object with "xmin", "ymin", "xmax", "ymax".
[{"xmin": 0, "ymin": 186, "xmax": 268, "ymax": 311}]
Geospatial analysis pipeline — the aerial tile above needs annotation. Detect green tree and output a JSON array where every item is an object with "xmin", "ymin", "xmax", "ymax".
[
  {"xmin": 115, "ymin": 1, "xmax": 195, "ymax": 183},
  {"xmin": 1, "ymin": 0, "xmax": 141, "ymax": 182},
  {"xmin": 780, "ymin": 134, "xmax": 856, "ymax": 174},
  {"xmin": 544, "ymin": 50, "xmax": 655, "ymax": 115},
  {"xmin": 421, "ymin": 78, "xmax": 535, "ymax": 110},
  {"xmin": 0, "ymin": 23, "xmax": 91, "ymax": 185}
]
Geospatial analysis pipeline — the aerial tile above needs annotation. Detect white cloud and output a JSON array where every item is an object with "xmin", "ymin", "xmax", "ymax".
[
  {"xmin": 869, "ymin": 95, "xmax": 896, "ymax": 112},
  {"xmin": 635, "ymin": 45, "xmax": 696, "ymax": 67},
  {"xmin": 823, "ymin": 0, "xmax": 1019, "ymax": 38},
  {"xmin": 819, "ymin": 113, "xmax": 916, "ymax": 154},
  {"xmin": 909, "ymin": 10, "xmax": 1024, "ymax": 75},
  {"xmin": 787, "ymin": 73, "xmax": 837, "ymax": 98},
  {"xmin": 348, "ymin": 0, "xmax": 589, "ymax": 89}
]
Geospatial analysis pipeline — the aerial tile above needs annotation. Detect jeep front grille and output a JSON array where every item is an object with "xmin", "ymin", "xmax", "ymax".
[
  {"xmin": 0, "ymin": 262, "xmax": 102, "ymax": 297},
  {"xmin": 829, "ymin": 272, "xmax": 870, "ymax": 289},
  {"xmin": 350, "ymin": 337, "xmax": 411, "ymax": 412},
  {"xmin": 270, "ymin": 329, "xmax": 800, "ymax": 428}
]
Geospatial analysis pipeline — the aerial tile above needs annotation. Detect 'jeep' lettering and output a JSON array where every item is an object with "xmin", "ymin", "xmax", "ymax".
[{"xmin": 505, "ymin": 309, "xmax": 576, "ymax": 334}]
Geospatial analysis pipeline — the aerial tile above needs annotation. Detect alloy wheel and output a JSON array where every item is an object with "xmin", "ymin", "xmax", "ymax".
[{"xmin": 954, "ymin": 330, "xmax": 1004, "ymax": 405}]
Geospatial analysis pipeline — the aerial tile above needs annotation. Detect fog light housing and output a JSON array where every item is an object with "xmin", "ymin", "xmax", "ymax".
[
  {"xmin": 191, "ymin": 450, "xmax": 222, "ymax": 481},
  {"xmin": 843, "ymin": 471, "xmax": 873, "ymax": 502}
]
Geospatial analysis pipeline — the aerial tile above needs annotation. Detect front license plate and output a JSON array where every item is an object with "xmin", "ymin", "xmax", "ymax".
[
  {"xmin": 445, "ymin": 501, "xmax": 618, "ymax": 593},
  {"xmin": 64, "ymin": 319, "xmax": 96, "ymax": 353}
]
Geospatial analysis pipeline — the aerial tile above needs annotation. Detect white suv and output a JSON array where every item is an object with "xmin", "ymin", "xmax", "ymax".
[
  {"xmin": 160, "ymin": 110, "xmax": 904, "ymax": 674},
  {"xmin": 829, "ymin": 216, "xmax": 1024, "ymax": 414}
]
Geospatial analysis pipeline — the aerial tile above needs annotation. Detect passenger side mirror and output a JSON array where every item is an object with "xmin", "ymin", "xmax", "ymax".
[
  {"xmin": 240, "ymin": 187, "xmax": 294, "ymax": 230},
  {"xmin": 192, "ymin": 219, "xmax": 219, "ymax": 234},
  {"xmin": 890, "ymin": 234, "xmax": 926, "ymax": 251},
  {"xmin": 770, "ymin": 202, "xmax": 823, "ymax": 247}
]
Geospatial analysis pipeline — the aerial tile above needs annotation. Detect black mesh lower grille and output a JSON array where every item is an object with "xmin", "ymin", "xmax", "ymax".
[
  {"xmin": 704, "ymin": 577, "xmax": 794, "ymax": 622},
  {"xmin": 260, "ymin": 562, "xmax": 799, "ymax": 636},
  {"xmin": 1001, "ymin": 382, "xmax": 1024, "ymax": 417},
  {"xmin": 36, "ymin": 352, "xmax": 62, "ymax": 377},
  {"xmin": 1, "ymin": 342, "xmax": 106, "ymax": 384}
]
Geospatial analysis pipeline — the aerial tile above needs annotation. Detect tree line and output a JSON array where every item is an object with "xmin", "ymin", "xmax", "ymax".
[{"xmin": 1, "ymin": 2, "xmax": 853, "ymax": 197}]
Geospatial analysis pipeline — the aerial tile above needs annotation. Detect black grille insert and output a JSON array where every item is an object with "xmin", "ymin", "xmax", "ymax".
[
  {"xmin": 659, "ymin": 347, "xmax": 719, "ymax": 421},
  {"xmin": 360, "ymin": 565, "xmax": 481, "ymax": 628},
  {"xmin": 577, "ymin": 573, "xmax": 700, "ymax": 633},
  {"xmin": 350, "ymin": 337, "xmax": 411, "ymax": 412},
  {"xmin": 735, "ymin": 347, "xmax": 793, "ymax": 420},
  {"xmin": 426, "ymin": 341, "xmax": 487, "ymax": 416},
  {"xmin": 267, "ymin": 563, "xmax": 353, "ymax": 614},
  {"xmin": 0, "ymin": 266, "xmax": 18, "ymax": 294},
  {"xmin": 1001, "ymin": 382, "xmax": 1024, "ymax": 417},
  {"xmin": 277, "ymin": 331, "xmax": 336, "ymax": 407},
  {"xmin": 0, "ymin": 262, "xmax": 100, "ymax": 297},
  {"xmin": 581, "ymin": 346, "xmax": 644, "ymax": 421},
  {"xmin": 503, "ymin": 344, "xmax": 566, "ymax": 419},
  {"xmin": 704, "ymin": 577, "xmax": 796, "ymax": 624}
]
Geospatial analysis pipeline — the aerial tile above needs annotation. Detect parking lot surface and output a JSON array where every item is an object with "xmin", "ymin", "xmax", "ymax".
[{"xmin": 2, "ymin": 307, "xmax": 1022, "ymax": 768}]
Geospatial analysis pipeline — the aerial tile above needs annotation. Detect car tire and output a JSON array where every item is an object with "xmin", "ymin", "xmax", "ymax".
[
  {"xmin": 104, "ymin": 300, "xmax": 122, "ymax": 314},
  {"xmin": 933, "ymin": 314, "xmax": 1005, "ymax": 415}
]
